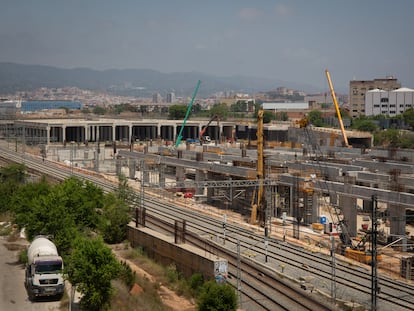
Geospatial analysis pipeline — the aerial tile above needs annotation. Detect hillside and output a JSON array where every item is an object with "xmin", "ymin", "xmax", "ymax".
[{"xmin": 0, "ymin": 62, "xmax": 319, "ymax": 97}]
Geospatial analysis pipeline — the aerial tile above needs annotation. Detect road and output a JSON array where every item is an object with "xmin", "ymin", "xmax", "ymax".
[{"xmin": 0, "ymin": 236, "xmax": 62, "ymax": 311}]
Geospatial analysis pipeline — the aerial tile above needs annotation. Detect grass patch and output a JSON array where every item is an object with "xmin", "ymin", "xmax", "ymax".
[
  {"xmin": 111, "ymin": 274, "xmax": 168, "ymax": 311},
  {"xmin": 111, "ymin": 246, "xmax": 198, "ymax": 310}
]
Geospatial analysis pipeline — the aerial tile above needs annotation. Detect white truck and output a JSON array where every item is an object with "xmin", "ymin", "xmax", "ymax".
[{"xmin": 25, "ymin": 236, "xmax": 65, "ymax": 299}]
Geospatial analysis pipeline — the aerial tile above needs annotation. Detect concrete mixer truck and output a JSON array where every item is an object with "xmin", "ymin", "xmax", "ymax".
[{"xmin": 25, "ymin": 236, "xmax": 65, "ymax": 299}]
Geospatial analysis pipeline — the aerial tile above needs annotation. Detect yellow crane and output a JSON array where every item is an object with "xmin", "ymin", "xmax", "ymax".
[
  {"xmin": 251, "ymin": 109, "xmax": 264, "ymax": 224},
  {"xmin": 325, "ymin": 69, "xmax": 349, "ymax": 147}
]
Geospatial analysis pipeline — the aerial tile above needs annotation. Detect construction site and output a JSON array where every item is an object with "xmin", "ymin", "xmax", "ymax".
[{"xmin": 1, "ymin": 75, "xmax": 414, "ymax": 286}]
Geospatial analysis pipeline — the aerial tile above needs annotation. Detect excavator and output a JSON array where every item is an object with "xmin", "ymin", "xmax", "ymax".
[
  {"xmin": 338, "ymin": 218, "xmax": 383, "ymax": 265},
  {"xmin": 199, "ymin": 114, "xmax": 219, "ymax": 144}
]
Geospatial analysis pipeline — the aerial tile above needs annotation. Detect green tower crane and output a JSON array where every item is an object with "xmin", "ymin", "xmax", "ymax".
[{"xmin": 175, "ymin": 80, "xmax": 201, "ymax": 148}]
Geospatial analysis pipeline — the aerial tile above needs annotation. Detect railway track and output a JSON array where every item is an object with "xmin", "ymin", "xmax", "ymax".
[
  {"xmin": 1, "ymin": 147, "xmax": 413, "ymax": 310},
  {"xmin": 137, "ymin": 194, "xmax": 414, "ymax": 310}
]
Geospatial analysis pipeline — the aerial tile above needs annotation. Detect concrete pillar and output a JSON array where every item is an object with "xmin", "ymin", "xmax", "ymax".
[
  {"xmin": 311, "ymin": 192, "xmax": 319, "ymax": 224},
  {"xmin": 96, "ymin": 126, "xmax": 100, "ymax": 142},
  {"xmin": 339, "ymin": 194, "xmax": 357, "ymax": 237},
  {"xmin": 46, "ymin": 125, "xmax": 50, "ymax": 145},
  {"xmin": 176, "ymin": 167, "xmax": 185, "ymax": 184},
  {"xmin": 159, "ymin": 164, "xmax": 166, "ymax": 188},
  {"xmin": 143, "ymin": 161, "xmax": 150, "ymax": 184},
  {"xmin": 128, "ymin": 159, "xmax": 136, "ymax": 179},
  {"xmin": 330, "ymin": 193, "xmax": 337, "ymax": 206},
  {"xmin": 115, "ymin": 158, "xmax": 122, "ymax": 176},
  {"xmin": 389, "ymin": 203, "xmax": 406, "ymax": 238},
  {"xmin": 85, "ymin": 125, "xmax": 89, "ymax": 142},
  {"xmin": 289, "ymin": 185, "xmax": 294, "ymax": 216},
  {"xmin": 112, "ymin": 125, "xmax": 116, "ymax": 142},
  {"xmin": 195, "ymin": 169, "xmax": 206, "ymax": 196},
  {"xmin": 206, "ymin": 172, "xmax": 214, "ymax": 204},
  {"xmin": 173, "ymin": 124, "xmax": 177, "ymax": 142},
  {"xmin": 62, "ymin": 125, "xmax": 66, "ymax": 143}
]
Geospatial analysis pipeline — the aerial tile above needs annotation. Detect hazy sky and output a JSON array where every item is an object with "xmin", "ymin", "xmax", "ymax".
[{"xmin": 1, "ymin": 0, "xmax": 413, "ymax": 92}]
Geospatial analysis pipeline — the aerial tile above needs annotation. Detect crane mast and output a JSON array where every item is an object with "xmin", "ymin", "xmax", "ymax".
[
  {"xmin": 251, "ymin": 109, "xmax": 264, "ymax": 224},
  {"xmin": 175, "ymin": 80, "xmax": 201, "ymax": 148},
  {"xmin": 325, "ymin": 69, "xmax": 349, "ymax": 147}
]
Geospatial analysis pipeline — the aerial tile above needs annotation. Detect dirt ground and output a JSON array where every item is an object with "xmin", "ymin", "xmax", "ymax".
[{"xmin": 111, "ymin": 245, "xmax": 196, "ymax": 311}]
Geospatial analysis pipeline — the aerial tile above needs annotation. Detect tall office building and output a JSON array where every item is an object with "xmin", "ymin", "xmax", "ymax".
[
  {"xmin": 166, "ymin": 92, "xmax": 176, "ymax": 103},
  {"xmin": 349, "ymin": 77, "xmax": 400, "ymax": 117},
  {"xmin": 152, "ymin": 93, "xmax": 163, "ymax": 103}
]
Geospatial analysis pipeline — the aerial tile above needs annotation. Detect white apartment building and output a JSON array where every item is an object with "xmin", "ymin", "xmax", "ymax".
[{"xmin": 365, "ymin": 87, "xmax": 414, "ymax": 116}]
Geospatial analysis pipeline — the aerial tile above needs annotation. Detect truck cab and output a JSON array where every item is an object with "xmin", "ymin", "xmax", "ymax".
[{"xmin": 25, "ymin": 236, "xmax": 65, "ymax": 300}]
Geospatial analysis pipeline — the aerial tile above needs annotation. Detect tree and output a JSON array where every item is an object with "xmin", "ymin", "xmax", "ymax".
[
  {"xmin": 210, "ymin": 103, "xmax": 229, "ymax": 120},
  {"xmin": 52, "ymin": 177, "xmax": 103, "ymax": 230},
  {"xmin": 10, "ymin": 177, "xmax": 51, "ymax": 222},
  {"xmin": 308, "ymin": 110, "xmax": 324, "ymax": 127},
  {"xmin": 230, "ymin": 101, "xmax": 247, "ymax": 113},
  {"xmin": 93, "ymin": 106, "xmax": 107, "ymax": 115},
  {"xmin": 353, "ymin": 119, "xmax": 378, "ymax": 132},
  {"xmin": 0, "ymin": 163, "xmax": 27, "ymax": 184},
  {"xmin": 262, "ymin": 110, "xmax": 273, "ymax": 124},
  {"xmin": 21, "ymin": 183, "xmax": 79, "ymax": 253},
  {"xmin": 66, "ymin": 236, "xmax": 121, "ymax": 311},
  {"xmin": 169, "ymin": 104, "xmax": 188, "ymax": 119},
  {"xmin": 96, "ymin": 174, "xmax": 133, "ymax": 243},
  {"xmin": 403, "ymin": 108, "xmax": 414, "ymax": 129},
  {"xmin": 374, "ymin": 128, "xmax": 400, "ymax": 148},
  {"xmin": 11, "ymin": 177, "xmax": 103, "ymax": 254},
  {"xmin": 98, "ymin": 192, "xmax": 131, "ymax": 244},
  {"xmin": 0, "ymin": 163, "xmax": 28, "ymax": 212},
  {"xmin": 193, "ymin": 103, "xmax": 202, "ymax": 114},
  {"xmin": 197, "ymin": 281, "xmax": 237, "ymax": 311}
]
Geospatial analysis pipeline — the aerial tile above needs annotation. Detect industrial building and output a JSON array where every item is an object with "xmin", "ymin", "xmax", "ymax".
[
  {"xmin": 349, "ymin": 77, "xmax": 401, "ymax": 117},
  {"xmin": 0, "ymin": 99, "xmax": 82, "ymax": 116},
  {"xmin": 365, "ymin": 87, "xmax": 414, "ymax": 116}
]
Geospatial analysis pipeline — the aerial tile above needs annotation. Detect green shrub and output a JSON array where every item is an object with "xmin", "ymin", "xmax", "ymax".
[
  {"xmin": 189, "ymin": 273, "xmax": 204, "ymax": 296},
  {"xmin": 197, "ymin": 281, "xmax": 237, "ymax": 311},
  {"xmin": 118, "ymin": 260, "xmax": 136, "ymax": 289}
]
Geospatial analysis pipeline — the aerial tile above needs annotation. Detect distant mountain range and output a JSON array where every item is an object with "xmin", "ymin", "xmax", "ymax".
[{"xmin": 0, "ymin": 62, "xmax": 320, "ymax": 97}]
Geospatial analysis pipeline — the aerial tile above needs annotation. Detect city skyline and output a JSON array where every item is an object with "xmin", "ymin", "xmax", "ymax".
[{"xmin": 1, "ymin": 0, "xmax": 413, "ymax": 92}]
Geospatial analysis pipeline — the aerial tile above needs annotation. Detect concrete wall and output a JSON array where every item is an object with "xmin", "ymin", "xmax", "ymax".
[{"xmin": 127, "ymin": 225, "xmax": 225, "ymax": 280}]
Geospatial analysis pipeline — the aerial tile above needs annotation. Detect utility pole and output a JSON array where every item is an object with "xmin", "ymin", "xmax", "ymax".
[
  {"xmin": 330, "ymin": 236, "xmax": 336, "ymax": 304},
  {"xmin": 237, "ymin": 240, "xmax": 242, "ymax": 309},
  {"xmin": 371, "ymin": 195, "xmax": 379, "ymax": 310}
]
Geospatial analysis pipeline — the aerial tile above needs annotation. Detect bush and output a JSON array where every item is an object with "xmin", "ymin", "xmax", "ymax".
[
  {"xmin": 197, "ymin": 281, "xmax": 237, "ymax": 311},
  {"xmin": 118, "ymin": 260, "xmax": 136, "ymax": 289},
  {"xmin": 189, "ymin": 273, "xmax": 204, "ymax": 296},
  {"xmin": 165, "ymin": 263, "xmax": 180, "ymax": 284}
]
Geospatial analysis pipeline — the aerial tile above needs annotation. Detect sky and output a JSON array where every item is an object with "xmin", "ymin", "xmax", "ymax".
[{"xmin": 1, "ymin": 0, "xmax": 413, "ymax": 92}]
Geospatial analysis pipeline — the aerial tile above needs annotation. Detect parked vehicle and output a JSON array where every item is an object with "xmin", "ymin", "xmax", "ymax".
[{"xmin": 25, "ymin": 236, "xmax": 65, "ymax": 300}]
